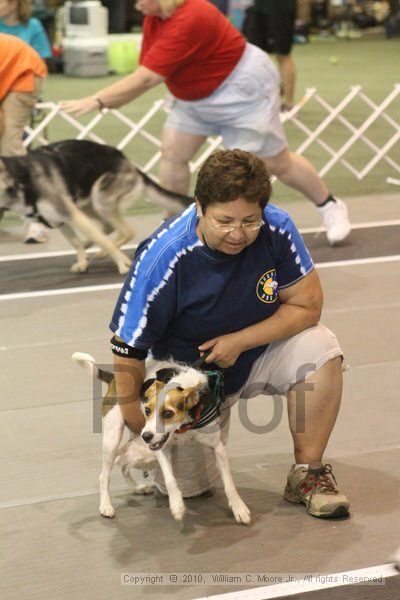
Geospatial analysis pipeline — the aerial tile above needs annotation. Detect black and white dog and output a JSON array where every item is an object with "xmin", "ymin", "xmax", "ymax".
[
  {"xmin": 0, "ymin": 140, "xmax": 192, "ymax": 273},
  {"xmin": 72, "ymin": 352, "xmax": 251, "ymax": 525}
]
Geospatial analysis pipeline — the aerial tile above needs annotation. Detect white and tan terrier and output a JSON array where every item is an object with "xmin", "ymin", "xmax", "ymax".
[{"xmin": 72, "ymin": 352, "xmax": 251, "ymax": 524}]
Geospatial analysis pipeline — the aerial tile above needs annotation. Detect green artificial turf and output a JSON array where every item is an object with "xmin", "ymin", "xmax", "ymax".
[
  {"xmin": 281, "ymin": 34, "xmax": 400, "ymax": 203},
  {"xmin": 26, "ymin": 33, "xmax": 400, "ymax": 212}
]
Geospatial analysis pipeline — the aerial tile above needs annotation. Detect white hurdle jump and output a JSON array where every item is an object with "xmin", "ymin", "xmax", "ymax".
[{"xmin": 24, "ymin": 85, "xmax": 400, "ymax": 182}]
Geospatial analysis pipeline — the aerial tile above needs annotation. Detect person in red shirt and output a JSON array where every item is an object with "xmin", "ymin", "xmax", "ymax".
[{"xmin": 61, "ymin": 0, "xmax": 351, "ymax": 246}]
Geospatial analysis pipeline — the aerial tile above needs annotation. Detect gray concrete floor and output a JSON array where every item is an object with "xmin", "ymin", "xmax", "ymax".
[{"xmin": 1, "ymin": 194, "xmax": 399, "ymax": 600}]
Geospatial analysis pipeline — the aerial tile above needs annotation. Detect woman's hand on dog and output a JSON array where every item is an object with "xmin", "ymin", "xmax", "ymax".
[
  {"xmin": 199, "ymin": 333, "xmax": 244, "ymax": 368},
  {"xmin": 59, "ymin": 97, "xmax": 100, "ymax": 116}
]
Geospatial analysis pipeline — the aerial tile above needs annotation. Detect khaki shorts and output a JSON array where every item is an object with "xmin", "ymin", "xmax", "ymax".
[
  {"xmin": 0, "ymin": 77, "xmax": 42, "ymax": 156},
  {"xmin": 164, "ymin": 43, "xmax": 287, "ymax": 158},
  {"xmin": 154, "ymin": 323, "xmax": 343, "ymax": 497}
]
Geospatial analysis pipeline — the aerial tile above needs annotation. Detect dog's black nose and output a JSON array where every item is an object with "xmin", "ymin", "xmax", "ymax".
[{"xmin": 142, "ymin": 432, "xmax": 153, "ymax": 443}]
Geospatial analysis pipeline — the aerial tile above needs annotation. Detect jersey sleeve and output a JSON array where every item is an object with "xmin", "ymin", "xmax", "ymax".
[
  {"xmin": 266, "ymin": 208, "xmax": 314, "ymax": 289},
  {"xmin": 109, "ymin": 242, "xmax": 179, "ymax": 349}
]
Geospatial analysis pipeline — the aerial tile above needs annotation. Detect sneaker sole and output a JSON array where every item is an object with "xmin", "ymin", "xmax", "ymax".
[
  {"xmin": 284, "ymin": 488, "xmax": 350, "ymax": 519},
  {"xmin": 327, "ymin": 226, "xmax": 352, "ymax": 246},
  {"xmin": 24, "ymin": 237, "xmax": 47, "ymax": 244},
  {"xmin": 309, "ymin": 505, "xmax": 350, "ymax": 519}
]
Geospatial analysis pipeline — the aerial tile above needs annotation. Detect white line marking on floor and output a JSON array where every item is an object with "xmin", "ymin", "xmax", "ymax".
[
  {"xmin": 315, "ymin": 254, "xmax": 400, "ymax": 269},
  {"xmin": 0, "ymin": 243, "xmax": 138, "ymax": 262},
  {"xmin": 0, "ymin": 487, "xmax": 127, "ymax": 509},
  {"xmin": 0, "ymin": 283, "xmax": 122, "ymax": 300},
  {"xmin": 354, "ymin": 359, "xmax": 400, "ymax": 369},
  {"xmin": 1, "ymin": 219, "xmax": 399, "ymax": 263},
  {"xmin": 299, "ymin": 218, "xmax": 400, "ymax": 234},
  {"xmin": 0, "ymin": 336, "xmax": 104, "ymax": 351},
  {"xmin": 2, "ymin": 254, "xmax": 400, "ymax": 301},
  {"xmin": 324, "ymin": 301, "xmax": 400, "ymax": 314},
  {"xmin": 194, "ymin": 564, "xmax": 399, "ymax": 600}
]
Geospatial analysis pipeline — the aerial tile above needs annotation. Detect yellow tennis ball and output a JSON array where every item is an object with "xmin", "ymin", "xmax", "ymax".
[{"xmin": 329, "ymin": 56, "xmax": 338, "ymax": 65}]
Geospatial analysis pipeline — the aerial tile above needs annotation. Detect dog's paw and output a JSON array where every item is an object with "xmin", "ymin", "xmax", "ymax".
[
  {"xmin": 117, "ymin": 256, "xmax": 131, "ymax": 275},
  {"xmin": 116, "ymin": 255, "xmax": 131, "ymax": 275},
  {"xmin": 99, "ymin": 502, "xmax": 115, "ymax": 518},
  {"xmin": 71, "ymin": 260, "xmax": 89, "ymax": 273},
  {"xmin": 230, "ymin": 497, "xmax": 251, "ymax": 525},
  {"xmin": 115, "ymin": 231, "xmax": 135, "ymax": 248},
  {"xmin": 170, "ymin": 497, "xmax": 186, "ymax": 521},
  {"xmin": 132, "ymin": 483, "xmax": 156, "ymax": 495},
  {"xmin": 92, "ymin": 249, "xmax": 107, "ymax": 260},
  {"xmin": 118, "ymin": 263, "xmax": 130, "ymax": 275}
]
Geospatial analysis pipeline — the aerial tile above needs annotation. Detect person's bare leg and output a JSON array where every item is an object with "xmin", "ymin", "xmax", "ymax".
[
  {"xmin": 276, "ymin": 54, "xmax": 296, "ymax": 108},
  {"xmin": 287, "ymin": 357, "xmax": 343, "ymax": 463},
  {"xmin": 0, "ymin": 90, "xmax": 32, "ymax": 156},
  {"xmin": 263, "ymin": 149, "xmax": 329, "ymax": 206},
  {"xmin": 285, "ymin": 357, "xmax": 349, "ymax": 517},
  {"xmin": 264, "ymin": 150, "xmax": 351, "ymax": 244},
  {"xmin": 160, "ymin": 127, "xmax": 207, "ymax": 195}
]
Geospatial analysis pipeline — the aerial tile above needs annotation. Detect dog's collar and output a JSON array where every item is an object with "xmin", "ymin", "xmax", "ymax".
[{"xmin": 176, "ymin": 370, "xmax": 225, "ymax": 434}]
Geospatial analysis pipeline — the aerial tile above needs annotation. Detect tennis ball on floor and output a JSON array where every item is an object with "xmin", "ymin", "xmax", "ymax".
[{"xmin": 329, "ymin": 56, "xmax": 338, "ymax": 65}]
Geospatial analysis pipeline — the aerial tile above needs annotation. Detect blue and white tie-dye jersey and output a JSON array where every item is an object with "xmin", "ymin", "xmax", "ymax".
[{"xmin": 110, "ymin": 203, "xmax": 314, "ymax": 395}]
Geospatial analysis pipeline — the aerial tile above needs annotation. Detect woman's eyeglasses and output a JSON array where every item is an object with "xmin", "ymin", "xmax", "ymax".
[{"xmin": 208, "ymin": 215, "xmax": 264, "ymax": 234}]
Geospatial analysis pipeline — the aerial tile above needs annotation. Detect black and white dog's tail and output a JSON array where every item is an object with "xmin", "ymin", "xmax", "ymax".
[
  {"xmin": 72, "ymin": 352, "xmax": 114, "ymax": 384},
  {"xmin": 137, "ymin": 168, "xmax": 193, "ymax": 215}
]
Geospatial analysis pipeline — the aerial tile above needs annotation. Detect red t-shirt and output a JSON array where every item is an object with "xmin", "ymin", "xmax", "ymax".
[{"xmin": 140, "ymin": 0, "xmax": 246, "ymax": 101}]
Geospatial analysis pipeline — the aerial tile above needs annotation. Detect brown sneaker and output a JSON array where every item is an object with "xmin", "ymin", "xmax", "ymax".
[{"xmin": 284, "ymin": 462, "xmax": 350, "ymax": 519}]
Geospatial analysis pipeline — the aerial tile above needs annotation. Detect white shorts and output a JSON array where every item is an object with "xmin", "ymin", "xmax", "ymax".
[
  {"xmin": 164, "ymin": 43, "xmax": 287, "ymax": 158},
  {"xmin": 154, "ymin": 323, "xmax": 343, "ymax": 497}
]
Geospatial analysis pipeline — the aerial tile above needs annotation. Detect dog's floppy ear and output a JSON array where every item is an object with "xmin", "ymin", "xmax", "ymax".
[
  {"xmin": 141, "ymin": 378, "xmax": 155, "ymax": 397},
  {"xmin": 155, "ymin": 368, "xmax": 179, "ymax": 383},
  {"xmin": 182, "ymin": 385, "xmax": 202, "ymax": 410},
  {"xmin": 141, "ymin": 379, "xmax": 165, "ymax": 401}
]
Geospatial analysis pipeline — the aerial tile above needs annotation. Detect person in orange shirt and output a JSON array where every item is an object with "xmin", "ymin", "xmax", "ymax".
[
  {"xmin": 0, "ymin": 33, "xmax": 47, "ymax": 242},
  {"xmin": 0, "ymin": 32, "xmax": 47, "ymax": 156}
]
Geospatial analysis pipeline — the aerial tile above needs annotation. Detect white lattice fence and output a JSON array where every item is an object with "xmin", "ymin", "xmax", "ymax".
[{"xmin": 24, "ymin": 84, "xmax": 400, "ymax": 182}]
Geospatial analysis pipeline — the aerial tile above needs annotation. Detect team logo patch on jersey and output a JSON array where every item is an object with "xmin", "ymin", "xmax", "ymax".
[{"xmin": 256, "ymin": 269, "xmax": 278, "ymax": 303}]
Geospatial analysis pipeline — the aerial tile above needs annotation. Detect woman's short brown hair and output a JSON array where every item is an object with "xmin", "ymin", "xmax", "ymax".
[{"xmin": 194, "ymin": 149, "xmax": 272, "ymax": 213}]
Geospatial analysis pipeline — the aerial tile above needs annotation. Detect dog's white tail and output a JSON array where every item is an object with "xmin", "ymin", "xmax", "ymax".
[
  {"xmin": 72, "ymin": 352, "xmax": 115, "ymax": 384},
  {"xmin": 72, "ymin": 352, "xmax": 98, "ymax": 376}
]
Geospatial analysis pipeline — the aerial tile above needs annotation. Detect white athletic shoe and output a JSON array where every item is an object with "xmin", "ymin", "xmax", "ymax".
[
  {"xmin": 317, "ymin": 198, "xmax": 351, "ymax": 245},
  {"xmin": 24, "ymin": 220, "xmax": 48, "ymax": 244}
]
